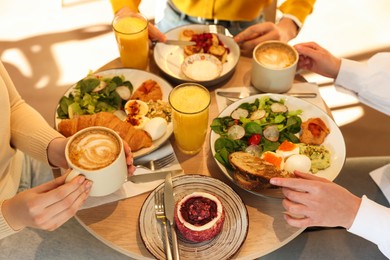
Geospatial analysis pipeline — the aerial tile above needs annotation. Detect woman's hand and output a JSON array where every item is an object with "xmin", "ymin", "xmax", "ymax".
[
  {"xmin": 234, "ymin": 18, "xmax": 298, "ymax": 57},
  {"xmin": 294, "ymin": 42, "xmax": 342, "ymax": 78},
  {"xmin": 123, "ymin": 141, "xmax": 136, "ymax": 176},
  {"xmin": 270, "ymin": 171, "xmax": 361, "ymax": 229},
  {"xmin": 1, "ymin": 172, "xmax": 91, "ymax": 231},
  {"xmin": 116, "ymin": 6, "xmax": 166, "ymax": 43}
]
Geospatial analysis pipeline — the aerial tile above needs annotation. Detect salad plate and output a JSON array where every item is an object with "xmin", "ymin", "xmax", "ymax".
[
  {"xmin": 139, "ymin": 174, "xmax": 248, "ymax": 260},
  {"xmin": 55, "ymin": 68, "xmax": 173, "ymax": 159},
  {"xmin": 210, "ymin": 94, "xmax": 346, "ymax": 198},
  {"xmin": 153, "ymin": 24, "xmax": 240, "ymax": 87}
]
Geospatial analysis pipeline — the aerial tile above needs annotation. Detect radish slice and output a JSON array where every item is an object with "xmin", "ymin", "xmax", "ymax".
[
  {"xmin": 92, "ymin": 81, "xmax": 107, "ymax": 92},
  {"xmin": 231, "ymin": 108, "xmax": 249, "ymax": 120},
  {"xmin": 227, "ymin": 125, "xmax": 245, "ymax": 140},
  {"xmin": 115, "ymin": 86, "xmax": 131, "ymax": 100},
  {"xmin": 263, "ymin": 125, "xmax": 279, "ymax": 141},
  {"xmin": 245, "ymin": 145, "xmax": 262, "ymax": 157},
  {"xmin": 250, "ymin": 109, "xmax": 266, "ymax": 120},
  {"xmin": 271, "ymin": 103, "xmax": 288, "ymax": 113}
]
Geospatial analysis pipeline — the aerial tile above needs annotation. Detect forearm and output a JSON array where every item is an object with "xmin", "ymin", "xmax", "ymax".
[
  {"xmin": 348, "ymin": 196, "xmax": 390, "ymax": 258},
  {"xmin": 47, "ymin": 137, "xmax": 68, "ymax": 169},
  {"xmin": 10, "ymin": 101, "xmax": 64, "ymax": 164},
  {"xmin": 277, "ymin": 17, "xmax": 299, "ymax": 41},
  {"xmin": 0, "ymin": 200, "xmax": 19, "ymax": 240},
  {"xmin": 335, "ymin": 55, "xmax": 390, "ymax": 115}
]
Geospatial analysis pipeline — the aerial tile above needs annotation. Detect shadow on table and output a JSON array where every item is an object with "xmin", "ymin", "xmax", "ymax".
[{"xmin": 0, "ymin": 24, "xmax": 112, "ymax": 126}]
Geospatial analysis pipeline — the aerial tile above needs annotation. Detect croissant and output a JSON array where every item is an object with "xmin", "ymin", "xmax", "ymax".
[
  {"xmin": 58, "ymin": 112, "xmax": 153, "ymax": 152},
  {"xmin": 131, "ymin": 79, "xmax": 163, "ymax": 101}
]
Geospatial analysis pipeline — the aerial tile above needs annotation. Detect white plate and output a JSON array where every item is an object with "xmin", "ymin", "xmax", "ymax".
[
  {"xmin": 210, "ymin": 94, "xmax": 346, "ymax": 198},
  {"xmin": 55, "ymin": 68, "xmax": 173, "ymax": 159},
  {"xmin": 139, "ymin": 174, "xmax": 248, "ymax": 260},
  {"xmin": 153, "ymin": 24, "xmax": 240, "ymax": 87}
]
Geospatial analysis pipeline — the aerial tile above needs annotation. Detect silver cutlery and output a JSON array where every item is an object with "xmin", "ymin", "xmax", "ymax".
[
  {"xmin": 207, "ymin": 24, "xmax": 233, "ymax": 37},
  {"xmin": 135, "ymin": 153, "xmax": 176, "ymax": 171},
  {"xmin": 217, "ymin": 91, "xmax": 317, "ymax": 99},
  {"xmin": 164, "ymin": 173, "xmax": 180, "ymax": 260},
  {"xmin": 153, "ymin": 40, "xmax": 196, "ymax": 46},
  {"xmin": 127, "ymin": 169, "xmax": 183, "ymax": 183},
  {"xmin": 154, "ymin": 189, "xmax": 173, "ymax": 260}
]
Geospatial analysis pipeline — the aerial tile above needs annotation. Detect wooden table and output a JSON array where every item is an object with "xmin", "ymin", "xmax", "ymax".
[{"xmin": 75, "ymin": 55, "xmax": 313, "ymax": 259}]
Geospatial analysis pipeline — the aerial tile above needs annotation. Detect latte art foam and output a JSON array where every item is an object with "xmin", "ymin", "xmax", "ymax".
[
  {"xmin": 69, "ymin": 130, "xmax": 120, "ymax": 170},
  {"xmin": 255, "ymin": 44, "xmax": 296, "ymax": 69}
]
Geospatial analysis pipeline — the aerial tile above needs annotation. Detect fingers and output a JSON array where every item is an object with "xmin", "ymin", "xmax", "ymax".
[
  {"xmin": 42, "ymin": 181, "xmax": 92, "ymax": 231},
  {"xmin": 283, "ymin": 212, "xmax": 312, "ymax": 228},
  {"xmin": 36, "ymin": 175, "xmax": 91, "ymax": 208},
  {"xmin": 32, "ymin": 177, "xmax": 92, "ymax": 230},
  {"xmin": 148, "ymin": 23, "xmax": 166, "ymax": 42},
  {"xmin": 293, "ymin": 171, "xmax": 331, "ymax": 182},
  {"xmin": 235, "ymin": 23, "xmax": 279, "ymax": 57},
  {"xmin": 123, "ymin": 141, "xmax": 135, "ymax": 175}
]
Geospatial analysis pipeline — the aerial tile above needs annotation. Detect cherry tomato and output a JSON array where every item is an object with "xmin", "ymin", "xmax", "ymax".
[{"xmin": 248, "ymin": 134, "xmax": 261, "ymax": 145}]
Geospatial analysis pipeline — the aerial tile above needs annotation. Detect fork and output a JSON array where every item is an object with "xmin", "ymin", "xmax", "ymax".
[
  {"xmin": 154, "ymin": 189, "xmax": 173, "ymax": 260},
  {"xmin": 136, "ymin": 153, "xmax": 176, "ymax": 171},
  {"xmin": 207, "ymin": 24, "xmax": 233, "ymax": 37}
]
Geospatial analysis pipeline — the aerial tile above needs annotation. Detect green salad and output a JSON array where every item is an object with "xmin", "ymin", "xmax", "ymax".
[
  {"xmin": 56, "ymin": 74, "xmax": 133, "ymax": 119},
  {"xmin": 210, "ymin": 96, "xmax": 303, "ymax": 168}
]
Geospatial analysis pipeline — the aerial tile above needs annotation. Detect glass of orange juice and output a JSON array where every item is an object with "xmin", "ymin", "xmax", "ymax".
[
  {"xmin": 112, "ymin": 12, "xmax": 149, "ymax": 70},
  {"xmin": 169, "ymin": 83, "xmax": 211, "ymax": 154}
]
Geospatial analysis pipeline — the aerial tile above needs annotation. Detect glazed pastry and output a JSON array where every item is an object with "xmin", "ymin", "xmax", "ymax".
[{"xmin": 174, "ymin": 192, "xmax": 225, "ymax": 242}]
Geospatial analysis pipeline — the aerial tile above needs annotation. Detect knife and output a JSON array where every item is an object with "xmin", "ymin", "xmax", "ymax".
[
  {"xmin": 153, "ymin": 40, "xmax": 196, "ymax": 46},
  {"xmin": 127, "ymin": 169, "xmax": 182, "ymax": 183},
  {"xmin": 164, "ymin": 173, "xmax": 180, "ymax": 260},
  {"xmin": 217, "ymin": 91, "xmax": 317, "ymax": 99}
]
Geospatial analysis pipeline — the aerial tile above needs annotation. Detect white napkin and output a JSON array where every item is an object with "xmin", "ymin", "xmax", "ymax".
[
  {"xmin": 81, "ymin": 141, "xmax": 182, "ymax": 209},
  {"xmin": 215, "ymin": 82, "xmax": 326, "ymax": 113},
  {"xmin": 369, "ymin": 163, "xmax": 390, "ymax": 203}
]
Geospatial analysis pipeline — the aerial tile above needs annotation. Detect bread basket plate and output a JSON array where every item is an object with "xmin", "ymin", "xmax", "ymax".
[
  {"xmin": 153, "ymin": 24, "xmax": 240, "ymax": 87},
  {"xmin": 54, "ymin": 68, "xmax": 173, "ymax": 159},
  {"xmin": 139, "ymin": 174, "xmax": 248, "ymax": 260},
  {"xmin": 210, "ymin": 94, "xmax": 346, "ymax": 198}
]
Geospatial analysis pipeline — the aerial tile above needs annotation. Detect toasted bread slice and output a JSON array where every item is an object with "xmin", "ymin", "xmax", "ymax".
[
  {"xmin": 209, "ymin": 45, "xmax": 227, "ymax": 63},
  {"xmin": 229, "ymin": 151, "xmax": 294, "ymax": 190},
  {"xmin": 179, "ymin": 29, "xmax": 197, "ymax": 41}
]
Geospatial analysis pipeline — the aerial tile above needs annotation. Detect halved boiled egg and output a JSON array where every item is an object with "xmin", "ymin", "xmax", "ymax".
[
  {"xmin": 261, "ymin": 151, "xmax": 284, "ymax": 169},
  {"xmin": 124, "ymin": 100, "xmax": 150, "ymax": 129},
  {"xmin": 276, "ymin": 140, "xmax": 300, "ymax": 159},
  {"xmin": 143, "ymin": 117, "xmax": 168, "ymax": 141},
  {"xmin": 284, "ymin": 154, "xmax": 312, "ymax": 173},
  {"xmin": 124, "ymin": 100, "xmax": 149, "ymax": 116}
]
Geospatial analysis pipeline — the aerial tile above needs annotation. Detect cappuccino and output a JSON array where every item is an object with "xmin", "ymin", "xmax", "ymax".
[
  {"xmin": 255, "ymin": 43, "xmax": 296, "ymax": 69},
  {"xmin": 68, "ymin": 129, "xmax": 121, "ymax": 171},
  {"xmin": 251, "ymin": 41, "xmax": 298, "ymax": 93}
]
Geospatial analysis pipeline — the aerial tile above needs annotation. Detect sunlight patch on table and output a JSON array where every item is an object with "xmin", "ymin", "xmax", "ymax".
[{"xmin": 332, "ymin": 106, "xmax": 364, "ymax": 127}]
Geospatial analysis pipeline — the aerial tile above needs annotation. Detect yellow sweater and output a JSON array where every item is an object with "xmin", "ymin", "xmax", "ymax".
[
  {"xmin": 110, "ymin": 0, "xmax": 315, "ymax": 24},
  {"xmin": 0, "ymin": 61, "xmax": 63, "ymax": 239}
]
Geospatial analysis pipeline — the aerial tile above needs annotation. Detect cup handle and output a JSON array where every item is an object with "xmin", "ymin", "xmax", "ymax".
[{"xmin": 65, "ymin": 169, "xmax": 84, "ymax": 183}]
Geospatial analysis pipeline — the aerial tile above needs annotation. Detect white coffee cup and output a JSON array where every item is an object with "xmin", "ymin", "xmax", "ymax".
[
  {"xmin": 251, "ymin": 40, "xmax": 298, "ymax": 93},
  {"xmin": 65, "ymin": 126, "xmax": 127, "ymax": 197}
]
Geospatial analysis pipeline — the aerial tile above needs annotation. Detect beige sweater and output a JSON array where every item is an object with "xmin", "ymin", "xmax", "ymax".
[{"xmin": 0, "ymin": 61, "xmax": 63, "ymax": 239}]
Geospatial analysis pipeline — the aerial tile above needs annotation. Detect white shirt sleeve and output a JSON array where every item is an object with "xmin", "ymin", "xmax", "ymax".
[
  {"xmin": 335, "ymin": 53, "xmax": 390, "ymax": 116},
  {"xmin": 348, "ymin": 195, "xmax": 390, "ymax": 258}
]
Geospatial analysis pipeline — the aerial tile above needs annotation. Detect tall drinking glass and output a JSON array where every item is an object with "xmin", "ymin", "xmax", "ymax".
[
  {"xmin": 169, "ymin": 83, "xmax": 211, "ymax": 155},
  {"xmin": 112, "ymin": 12, "xmax": 149, "ymax": 70}
]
